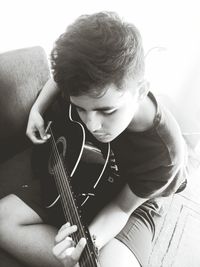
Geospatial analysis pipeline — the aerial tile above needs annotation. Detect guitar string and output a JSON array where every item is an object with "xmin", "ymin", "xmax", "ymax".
[
  {"xmin": 48, "ymin": 129, "xmax": 74, "ymax": 224},
  {"xmin": 49, "ymin": 138, "xmax": 76, "ymax": 234},
  {"xmin": 49, "ymin": 126, "xmax": 96, "ymax": 266},
  {"xmin": 49, "ymin": 132, "xmax": 92, "ymax": 267},
  {"xmin": 52, "ymin": 153, "xmax": 91, "ymax": 267},
  {"xmin": 48, "ymin": 131, "xmax": 91, "ymax": 267},
  {"xmin": 50, "ymin": 141, "xmax": 95, "ymax": 267},
  {"xmin": 47, "ymin": 129, "xmax": 91, "ymax": 267}
]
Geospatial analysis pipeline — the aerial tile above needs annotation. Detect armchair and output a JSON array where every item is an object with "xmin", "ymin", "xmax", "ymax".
[{"xmin": 0, "ymin": 46, "xmax": 50, "ymax": 266}]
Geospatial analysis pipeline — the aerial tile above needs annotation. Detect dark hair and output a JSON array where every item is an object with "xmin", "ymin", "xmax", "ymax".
[{"xmin": 51, "ymin": 11, "xmax": 145, "ymax": 97}]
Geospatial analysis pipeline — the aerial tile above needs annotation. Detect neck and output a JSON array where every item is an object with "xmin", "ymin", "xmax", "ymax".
[{"xmin": 129, "ymin": 94, "xmax": 156, "ymax": 132}]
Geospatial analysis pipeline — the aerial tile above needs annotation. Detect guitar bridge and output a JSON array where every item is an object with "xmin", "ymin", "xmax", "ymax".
[{"xmin": 81, "ymin": 192, "xmax": 95, "ymax": 197}]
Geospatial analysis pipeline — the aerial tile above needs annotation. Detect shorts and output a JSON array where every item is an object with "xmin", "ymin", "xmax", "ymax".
[{"xmin": 15, "ymin": 179, "xmax": 170, "ymax": 267}]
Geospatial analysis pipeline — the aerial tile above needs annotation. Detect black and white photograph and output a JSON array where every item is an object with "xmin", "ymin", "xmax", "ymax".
[{"xmin": 0, "ymin": 1, "xmax": 200, "ymax": 266}]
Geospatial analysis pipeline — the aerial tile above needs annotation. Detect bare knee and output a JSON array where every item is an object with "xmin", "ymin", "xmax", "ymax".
[
  {"xmin": 99, "ymin": 238, "xmax": 140, "ymax": 267},
  {"xmin": 0, "ymin": 194, "xmax": 42, "ymax": 229}
]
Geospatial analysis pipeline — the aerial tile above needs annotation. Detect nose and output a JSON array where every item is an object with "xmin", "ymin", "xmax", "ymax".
[{"xmin": 85, "ymin": 112, "xmax": 102, "ymax": 132}]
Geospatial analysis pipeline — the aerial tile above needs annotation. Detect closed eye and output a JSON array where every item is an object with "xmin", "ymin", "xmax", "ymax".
[{"xmin": 102, "ymin": 109, "xmax": 117, "ymax": 116}]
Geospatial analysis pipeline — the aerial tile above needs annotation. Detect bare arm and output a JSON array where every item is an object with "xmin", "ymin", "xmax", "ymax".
[
  {"xmin": 26, "ymin": 78, "xmax": 60, "ymax": 143},
  {"xmin": 88, "ymin": 184, "xmax": 148, "ymax": 250},
  {"xmin": 31, "ymin": 78, "xmax": 60, "ymax": 114}
]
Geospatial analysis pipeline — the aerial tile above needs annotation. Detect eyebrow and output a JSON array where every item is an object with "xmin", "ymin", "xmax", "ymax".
[{"xmin": 70, "ymin": 102, "xmax": 116, "ymax": 111}]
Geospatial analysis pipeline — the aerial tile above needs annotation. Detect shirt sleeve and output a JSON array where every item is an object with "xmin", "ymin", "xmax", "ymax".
[
  {"xmin": 114, "ymin": 118, "xmax": 188, "ymax": 199},
  {"xmin": 126, "ymin": 154, "xmax": 187, "ymax": 198}
]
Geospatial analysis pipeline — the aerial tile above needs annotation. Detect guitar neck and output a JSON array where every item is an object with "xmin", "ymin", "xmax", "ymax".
[
  {"xmin": 46, "ymin": 120, "xmax": 105, "ymax": 267},
  {"xmin": 54, "ymin": 164, "xmax": 99, "ymax": 267}
]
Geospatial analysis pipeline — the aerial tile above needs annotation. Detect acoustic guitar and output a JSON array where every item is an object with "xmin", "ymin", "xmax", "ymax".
[{"xmin": 34, "ymin": 103, "xmax": 110, "ymax": 267}]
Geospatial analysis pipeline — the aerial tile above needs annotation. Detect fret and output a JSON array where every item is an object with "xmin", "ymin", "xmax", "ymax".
[{"xmin": 49, "ymin": 135, "xmax": 99, "ymax": 267}]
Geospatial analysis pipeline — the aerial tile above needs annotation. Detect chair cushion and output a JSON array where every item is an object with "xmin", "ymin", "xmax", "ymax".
[{"xmin": 0, "ymin": 46, "xmax": 50, "ymax": 162}]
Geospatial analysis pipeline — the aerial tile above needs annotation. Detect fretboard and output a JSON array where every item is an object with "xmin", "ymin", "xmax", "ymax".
[{"xmin": 52, "ymin": 152, "xmax": 99, "ymax": 267}]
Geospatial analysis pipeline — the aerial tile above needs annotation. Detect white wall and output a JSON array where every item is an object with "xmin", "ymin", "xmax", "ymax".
[{"xmin": 1, "ymin": 0, "xmax": 200, "ymax": 142}]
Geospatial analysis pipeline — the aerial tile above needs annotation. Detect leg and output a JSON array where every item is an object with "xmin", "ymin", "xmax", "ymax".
[
  {"xmin": 99, "ymin": 238, "xmax": 140, "ymax": 267},
  {"xmin": 0, "ymin": 194, "xmax": 62, "ymax": 267},
  {"xmin": 98, "ymin": 198, "xmax": 166, "ymax": 267}
]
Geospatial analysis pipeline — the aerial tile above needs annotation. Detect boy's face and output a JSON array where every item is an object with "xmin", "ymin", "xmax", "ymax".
[{"xmin": 70, "ymin": 81, "xmax": 143, "ymax": 143}]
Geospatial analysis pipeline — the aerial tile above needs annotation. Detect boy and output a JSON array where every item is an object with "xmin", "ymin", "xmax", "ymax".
[{"xmin": 0, "ymin": 11, "xmax": 187, "ymax": 267}]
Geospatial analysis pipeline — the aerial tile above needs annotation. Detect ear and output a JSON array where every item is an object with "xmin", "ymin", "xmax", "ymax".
[{"xmin": 138, "ymin": 80, "xmax": 150, "ymax": 100}]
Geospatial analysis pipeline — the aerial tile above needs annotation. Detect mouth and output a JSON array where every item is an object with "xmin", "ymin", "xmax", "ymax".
[
  {"xmin": 93, "ymin": 133, "xmax": 111, "ymax": 142},
  {"xmin": 93, "ymin": 134, "xmax": 106, "ymax": 138}
]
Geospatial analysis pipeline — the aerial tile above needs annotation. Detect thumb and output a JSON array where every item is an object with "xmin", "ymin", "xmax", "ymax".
[
  {"xmin": 38, "ymin": 123, "xmax": 50, "ymax": 140},
  {"xmin": 37, "ymin": 123, "xmax": 46, "ymax": 139}
]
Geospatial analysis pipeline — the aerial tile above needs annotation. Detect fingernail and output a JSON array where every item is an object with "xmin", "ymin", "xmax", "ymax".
[
  {"xmin": 80, "ymin": 238, "xmax": 87, "ymax": 246},
  {"xmin": 72, "ymin": 225, "xmax": 77, "ymax": 231},
  {"xmin": 43, "ymin": 134, "xmax": 50, "ymax": 140}
]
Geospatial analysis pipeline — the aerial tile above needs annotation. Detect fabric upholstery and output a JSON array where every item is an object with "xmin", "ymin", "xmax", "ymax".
[{"xmin": 0, "ymin": 46, "xmax": 50, "ymax": 162}]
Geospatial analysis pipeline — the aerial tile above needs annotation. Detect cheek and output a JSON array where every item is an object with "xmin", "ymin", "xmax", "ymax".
[
  {"xmin": 77, "ymin": 111, "xmax": 87, "ymax": 125},
  {"xmin": 78, "ymin": 111, "xmax": 84, "ymax": 122},
  {"xmin": 104, "ymin": 110, "xmax": 131, "ymax": 132}
]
